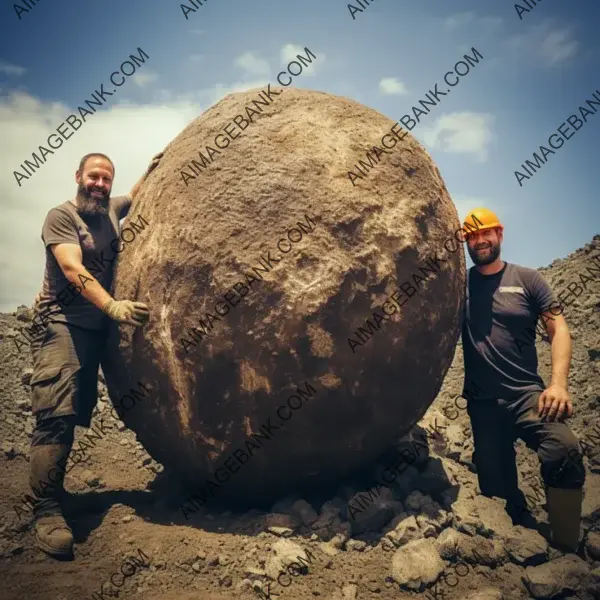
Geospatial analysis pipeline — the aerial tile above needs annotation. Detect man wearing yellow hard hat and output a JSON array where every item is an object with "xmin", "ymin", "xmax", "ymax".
[{"xmin": 460, "ymin": 207, "xmax": 585, "ymax": 553}]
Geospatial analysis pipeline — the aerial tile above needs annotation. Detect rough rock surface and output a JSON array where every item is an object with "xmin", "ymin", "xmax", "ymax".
[
  {"xmin": 390, "ymin": 537, "xmax": 445, "ymax": 590},
  {"xmin": 522, "ymin": 554, "xmax": 590, "ymax": 598},
  {"xmin": 100, "ymin": 87, "xmax": 465, "ymax": 503}
]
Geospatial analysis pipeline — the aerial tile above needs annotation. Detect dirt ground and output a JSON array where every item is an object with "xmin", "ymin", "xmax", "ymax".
[{"xmin": 0, "ymin": 236, "xmax": 599, "ymax": 600}]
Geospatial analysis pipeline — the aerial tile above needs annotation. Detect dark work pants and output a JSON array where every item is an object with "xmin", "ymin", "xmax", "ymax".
[
  {"xmin": 29, "ymin": 321, "xmax": 107, "ymax": 515},
  {"xmin": 30, "ymin": 321, "xmax": 108, "ymax": 443},
  {"xmin": 467, "ymin": 389, "xmax": 586, "ymax": 517}
]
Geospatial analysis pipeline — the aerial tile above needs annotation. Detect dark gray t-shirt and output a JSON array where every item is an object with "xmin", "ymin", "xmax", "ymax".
[
  {"xmin": 461, "ymin": 261, "xmax": 558, "ymax": 401},
  {"xmin": 36, "ymin": 195, "xmax": 131, "ymax": 330}
]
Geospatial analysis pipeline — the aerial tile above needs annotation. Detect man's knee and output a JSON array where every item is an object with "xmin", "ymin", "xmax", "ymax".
[{"xmin": 543, "ymin": 433, "xmax": 586, "ymax": 488}]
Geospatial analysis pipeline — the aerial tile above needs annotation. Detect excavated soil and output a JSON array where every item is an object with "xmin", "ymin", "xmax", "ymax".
[{"xmin": 0, "ymin": 238, "xmax": 599, "ymax": 600}]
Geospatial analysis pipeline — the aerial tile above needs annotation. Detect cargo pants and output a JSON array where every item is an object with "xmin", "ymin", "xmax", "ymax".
[
  {"xmin": 466, "ymin": 389, "xmax": 586, "ymax": 518},
  {"xmin": 29, "ymin": 320, "xmax": 108, "ymax": 445}
]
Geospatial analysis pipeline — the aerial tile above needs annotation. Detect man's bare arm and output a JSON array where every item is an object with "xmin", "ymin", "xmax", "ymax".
[
  {"xmin": 543, "ymin": 311, "xmax": 572, "ymax": 389},
  {"xmin": 51, "ymin": 243, "xmax": 149, "ymax": 326},
  {"xmin": 538, "ymin": 310, "xmax": 573, "ymax": 421},
  {"xmin": 52, "ymin": 243, "xmax": 112, "ymax": 309}
]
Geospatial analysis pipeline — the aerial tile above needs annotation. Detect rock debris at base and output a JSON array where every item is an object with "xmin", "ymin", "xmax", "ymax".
[{"xmin": 0, "ymin": 236, "xmax": 598, "ymax": 600}]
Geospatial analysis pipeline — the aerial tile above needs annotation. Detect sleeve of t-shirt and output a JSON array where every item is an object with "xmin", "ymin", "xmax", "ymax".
[
  {"xmin": 113, "ymin": 194, "xmax": 132, "ymax": 220},
  {"xmin": 41, "ymin": 208, "xmax": 80, "ymax": 248},
  {"xmin": 528, "ymin": 270, "xmax": 558, "ymax": 314}
]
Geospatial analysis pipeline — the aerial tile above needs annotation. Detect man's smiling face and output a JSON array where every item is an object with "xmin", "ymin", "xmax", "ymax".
[
  {"xmin": 75, "ymin": 156, "xmax": 114, "ymax": 219},
  {"xmin": 466, "ymin": 227, "xmax": 503, "ymax": 266}
]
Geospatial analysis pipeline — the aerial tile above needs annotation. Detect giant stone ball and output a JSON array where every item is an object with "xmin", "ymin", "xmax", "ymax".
[{"xmin": 101, "ymin": 86, "xmax": 466, "ymax": 505}]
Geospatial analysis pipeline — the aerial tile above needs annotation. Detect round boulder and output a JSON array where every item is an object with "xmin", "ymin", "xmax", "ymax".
[{"xmin": 101, "ymin": 86, "xmax": 466, "ymax": 505}]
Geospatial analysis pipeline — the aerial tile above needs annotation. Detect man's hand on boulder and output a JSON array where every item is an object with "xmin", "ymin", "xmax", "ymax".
[
  {"xmin": 102, "ymin": 299, "xmax": 150, "ymax": 327},
  {"xmin": 146, "ymin": 151, "xmax": 164, "ymax": 176}
]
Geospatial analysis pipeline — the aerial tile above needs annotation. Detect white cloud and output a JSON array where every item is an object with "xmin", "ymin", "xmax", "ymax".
[
  {"xmin": 131, "ymin": 71, "xmax": 158, "ymax": 87},
  {"xmin": 0, "ymin": 59, "xmax": 26, "ymax": 76},
  {"xmin": 450, "ymin": 194, "xmax": 497, "ymax": 221},
  {"xmin": 201, "ymin": 79, "xmax": 270, "ymax": 106},
  {"xmin": 423, "ymin": 112, "xmax": 494, "ymax": 163},
  {"xmin": 444, "ymin": 11, "xmax": 503, "ymax": 31},
  {"xmin": 538, "ymin": 28, "xmax": 579, "ymax": 65},
  {"xmin": 280, "ymin": 44, "xmax": 321, "ymax": 76},
  {"xmin": 0, "ymin": 91, "xmax": 201, "ymax": 312},
  {"xmin": 234, "ymin": 51, "xmax": 271, "ymax": 78},
  {"xmin": 506, "ymin": 21, "xmax": 578, "ymax": 66},
  {"xmin": 445, "ymin": 12, "xmax": 475, "ymax": 30},
  {"xmin": 379, "ymin": 77, "xmax": 408, "ymax": 96}
]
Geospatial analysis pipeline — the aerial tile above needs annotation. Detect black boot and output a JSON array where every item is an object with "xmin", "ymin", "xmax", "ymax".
[
  {"xmin": 29, "ymin": 444, "xmax": 74, "ymax": 558},
  {"xmin": 546, "ymin": 486, "xmax": 583, "ymax": 553}
]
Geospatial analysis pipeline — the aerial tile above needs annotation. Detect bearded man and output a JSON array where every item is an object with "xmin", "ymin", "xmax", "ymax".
[
  {"xmin": 460, "ymin": 207, "xmax": 586, "ymax": 553},
  {"xmin": 27, "ymin": 151, "xmax": 161, "ymax": 558}
]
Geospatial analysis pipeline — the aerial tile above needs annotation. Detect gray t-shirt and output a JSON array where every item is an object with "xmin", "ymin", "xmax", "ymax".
[
  {"xmin": 461, "ymin": 261, "xmax": 558, "ymax": 401},
  {"xmin": 35, "ymin": 195, "xmax": 131, "ymax": 331}
]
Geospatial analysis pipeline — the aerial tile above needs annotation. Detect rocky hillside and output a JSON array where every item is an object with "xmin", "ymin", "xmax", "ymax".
[{"xmin": 0, "ymin": 235, "xmax": 598, "ymax": 600}]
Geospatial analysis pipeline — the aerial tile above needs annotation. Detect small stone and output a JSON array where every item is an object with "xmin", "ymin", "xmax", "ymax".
[
  {"xmin": 2, "ymin": 443, "xmax": 17, "ymax": 459},
  {"xmin": 523, "ymin": 554, "xmax": 589, "ymax": 599},
  {"xmin": 218, "ymin": 554, "xmax": 232, "ymax": 567},
  {"xmin": 267, "ymin": 526, "xmax": 293, "ymax": 537},
  {"xmin": 319, "ymin": 542, "xmax": 339, "ymax": 556},
  {"xmin": 122, "ymin": 515, "xmax": 134, "ymax": 523},
  {"xmin": 291, "ymin": 499, "xmax": 319, "ymax": 525},
  {"xmin": 264, "ymin": 512, "xmax": 300, "ymax": 529},
  {"xmin": 21, "ymin": 369, "xmax": 33, "ymax": 386},
  {"xmin": 346, "ymin": 539, "xmax": 367, "ymax": 552},
  {"xmin": 586, "ymin": 531, "xmax": 600, "ymax": 560},
  {"xmin": 390, "ymin": 538, "xmax": 445, "ymax": 591},
  {"xmin": 81, "ymin": 471, "xmax": 103, "ymax": 488},
  {"xmin": 16, "ymin": 306, "xmax": 33, "ymax": 322}
]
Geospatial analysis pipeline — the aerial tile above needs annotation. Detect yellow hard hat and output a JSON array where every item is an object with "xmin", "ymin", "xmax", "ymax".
[{"xmin": 462, "ymin": 207, "xmax": 503, "ymax": 237}]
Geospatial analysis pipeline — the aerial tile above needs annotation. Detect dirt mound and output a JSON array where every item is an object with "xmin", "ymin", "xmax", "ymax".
[
  {"xmin": 0, "ymin": 237, "xmax": 598, "ymax": 600},
  {"xmin": 100, "ymin": 86, "xmax": 465, "ymax": 503}
]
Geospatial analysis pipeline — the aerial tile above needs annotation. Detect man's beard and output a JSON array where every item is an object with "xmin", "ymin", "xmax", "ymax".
[
  {"xmin": 75, "ymin": 183, "xmax": 110, "ymax": 220},
  {"xmin": 468, "ymin": 241, "xmax": 501, "ymax": 266}
]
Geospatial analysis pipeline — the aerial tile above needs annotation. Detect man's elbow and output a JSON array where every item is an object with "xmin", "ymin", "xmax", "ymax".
[
  {"xmin": 550, "ymin": 322, "xmax": 571, "ymax": 345},
  {"xmin": 60, "ymin": 262, "xmax": 86, "ymax": 282}
]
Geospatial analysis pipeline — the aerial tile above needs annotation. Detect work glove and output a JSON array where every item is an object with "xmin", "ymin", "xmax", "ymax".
[{"xmin": 102, "ymin": 299, "xmax": 149, "ymax": 327}]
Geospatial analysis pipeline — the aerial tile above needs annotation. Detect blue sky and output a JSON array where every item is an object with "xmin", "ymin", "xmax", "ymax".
[{"xmin": 0, "ymin": 0, "xmax": 598, "ymax": 311}]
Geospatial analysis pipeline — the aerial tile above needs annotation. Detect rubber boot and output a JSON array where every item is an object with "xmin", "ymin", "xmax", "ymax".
[
  {"xmin": 29, "ymin": 444, "xmax": 74, "ymax": 558},
  {"xmin": 546, "ymin": 486, "xmax": 583, "ymax": 553}
]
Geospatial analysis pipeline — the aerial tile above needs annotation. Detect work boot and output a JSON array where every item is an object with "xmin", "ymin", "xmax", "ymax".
[
  {"xmin": 509, "ymin": 505, "xmax": 539, "ymax": 529},
  {"xmin": 546, "ymin": 486, "xmax": 583, "ymax": 553},
  {"xmin": 29, "ymin": 444, "xmax": 74, "ymax": 557},
  {"xmin": 35, "ymin": 514, "xmax": 73, "ymax": 557},
  {"xmin": 505, "ymin": 491, "xmax": 539, "ymax": 529}
]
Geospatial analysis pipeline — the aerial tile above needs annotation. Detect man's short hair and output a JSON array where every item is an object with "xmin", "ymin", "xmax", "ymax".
[{"xmin": 77, "ymin": 153, "xmax": 115, "ymax": 176}]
